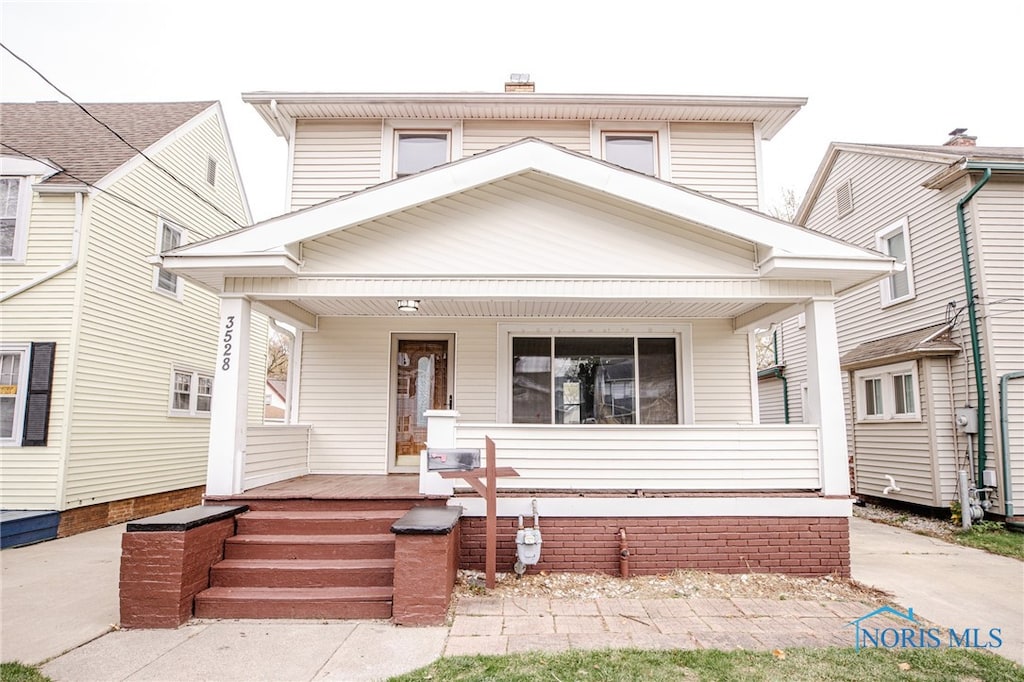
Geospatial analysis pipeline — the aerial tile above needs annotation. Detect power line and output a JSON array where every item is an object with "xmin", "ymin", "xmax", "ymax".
[
  {"xmin": 1, "ymin": 41, "xmax": 246, "ymax": 229},
  {"xmin": 1, "ymin": 141, "xmax": 165, "ymax": 220}
]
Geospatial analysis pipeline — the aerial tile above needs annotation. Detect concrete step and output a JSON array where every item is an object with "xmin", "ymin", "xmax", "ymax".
[
  {"xmin": 194, "ymin": 586, "xmax": 393, "ymax": 620},
  {"xmin": 210, "ymin": 558, "xmax": 395, "ymax": 588},
  {"xmin": 224, "ymin": 533, "xmax": 395, "ymax": 561},
  {"xmin": 235, "ymin": 510, "xmax": 404, "ymax": 535},
  {"xmin": 214, "ymin": 498, "xmax": 447, "ymax": 512}
]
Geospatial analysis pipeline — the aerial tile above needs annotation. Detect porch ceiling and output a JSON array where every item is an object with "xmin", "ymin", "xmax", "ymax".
[{"xmin": 261, "ymin": 296, "xmax": 762, "ymax": 319}]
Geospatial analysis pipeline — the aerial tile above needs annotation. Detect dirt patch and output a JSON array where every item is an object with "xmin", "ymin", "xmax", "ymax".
[{"xmin": 853, "ymin": 501, "xmax": 957, "ymax": 540}]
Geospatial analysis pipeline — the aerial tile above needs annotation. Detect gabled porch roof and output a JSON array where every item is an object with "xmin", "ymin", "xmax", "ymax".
[{"xmin": 164, "ymin": 139, "xmax": 896, "ymax": 330}]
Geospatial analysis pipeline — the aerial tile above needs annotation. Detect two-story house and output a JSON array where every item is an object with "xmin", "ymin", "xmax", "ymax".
[
  {"xmin": 0, "ymin": 101, "xmax": 266, "ymax": 547},
  {"xmin": 149, "ymin": 81, "xmax": 897, "ymax": 621},
  {"xmin": 762, "ymin": 132, "xmax": 1023, "ymax": 525}
]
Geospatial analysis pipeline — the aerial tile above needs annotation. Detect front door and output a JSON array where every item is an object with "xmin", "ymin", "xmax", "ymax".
[{"xmin": 391, "ymin": 335, "xmax": 454, "ymax": 470}]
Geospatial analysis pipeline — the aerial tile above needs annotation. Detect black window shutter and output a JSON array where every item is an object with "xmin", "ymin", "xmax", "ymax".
[{"xmin": 22, "ymin": 342, "xmax": 56, "ymax": 447}]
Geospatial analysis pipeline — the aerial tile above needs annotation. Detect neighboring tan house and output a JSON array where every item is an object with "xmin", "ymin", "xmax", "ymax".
[
  {"xmin": 264, "ymin": 378, "xmax": 287, "ymax": 422},
  {"xmin": 150, "ymin": 81, "xmax": 897, "ymax": 620},
  {"xmin": 762, "ymin": 132, "xmax": 1023, "ymax": 524},
  {"xmin": 0, "ymin": 101, "xmax": 266, "ymax": 547}
]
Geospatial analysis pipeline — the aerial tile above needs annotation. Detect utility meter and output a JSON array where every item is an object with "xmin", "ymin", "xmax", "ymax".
[
  {"xmin": 515, "ymin": 527, "xmax": 542, "ymax": 566},
  {"xmin": 955, "ymin": 407, "xmax": 978, "ymax": 434}
]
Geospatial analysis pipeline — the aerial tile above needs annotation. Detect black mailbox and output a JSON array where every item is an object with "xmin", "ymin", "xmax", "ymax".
[{"xmin": 426, "ymin": 448, "xmax": 481, "ymax": 471}]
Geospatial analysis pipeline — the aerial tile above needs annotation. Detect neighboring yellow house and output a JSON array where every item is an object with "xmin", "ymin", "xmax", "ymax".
[{"xmin": 0, "ymin": 101, "xmax": 266, "ymax": 546}]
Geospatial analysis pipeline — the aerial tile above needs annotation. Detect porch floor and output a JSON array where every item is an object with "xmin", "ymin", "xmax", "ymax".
[{"xmin": 206, "ymin": 474, "xmax": 446, "ymax": 502}]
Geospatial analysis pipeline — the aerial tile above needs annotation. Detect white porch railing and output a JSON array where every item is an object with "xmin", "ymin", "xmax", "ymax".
[
  {"xmin": 422, "ymin": 414, "xmax": 821, "ymax": 493},
  {"xmin": 244, "ymin": 424, "xmax": 311, "ymax": 489}
]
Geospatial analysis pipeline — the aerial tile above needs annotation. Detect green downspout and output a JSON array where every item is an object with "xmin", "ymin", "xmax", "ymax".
[
  {"xmin": 955, "ymin": 167, "xmax": 991, "ymax": 486},
  {"xmin": 999, "ymin": 371, "xmax": 1023, "ymax": 519}
]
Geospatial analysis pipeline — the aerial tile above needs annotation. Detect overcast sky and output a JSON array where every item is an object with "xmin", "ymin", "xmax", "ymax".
[{"xmin": 2, "ymin": 0, "xmax": 1021, "ymax": 222}]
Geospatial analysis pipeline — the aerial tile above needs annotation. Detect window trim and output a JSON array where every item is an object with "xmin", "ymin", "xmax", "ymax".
[
  {"xmin": 875, "ymin": 218, "xmax": 915, "ymax": 307},
  {"xmin": 0, "ymin": 176, "xmax": 33, "ymax": 263},
  {"xmin": 168, "ymin": 367, "xmax": 214, "ymax": 418},
  {"xmin": 153, "ymin": 219, "xmax": 186, "ymax": 300},
  {"xmin": 853, "ymin": 360, "xmax": 920, "ymax": 422},
  {"xmin": 498, "ymin": 323, "xmax": 694, "ymax": 424},
  {"xmin": 0, "ymin": 344, "xmax": 31, "ymax": 446},
  {"xmin": 590, "ymin": 121, "xmax": 670, "ymax": 179},
  {"xmin": 381, "ymin": 120, "xmax": 463, "ymax": 180}
]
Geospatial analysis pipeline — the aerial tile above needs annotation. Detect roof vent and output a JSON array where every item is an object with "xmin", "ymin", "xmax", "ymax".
[
  {"xmin": 944, "ymin": 128, "xmax": 977, "ymax": 147},
  {"xmin": 505, "ymin": 73, "xmax": 535, "ymax": 93},
  {"xmin": 836, "ymin": 179, "xmax": 854, "ymax": 219},
  {"xmin": 206, "ymin": 156, "xmax": 217, "ymax": 186}
]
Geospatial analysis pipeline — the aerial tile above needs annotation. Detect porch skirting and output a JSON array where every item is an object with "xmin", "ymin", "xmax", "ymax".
[{"xmin": 459, "ymin": 516, "xmax": 850, "ymax": 578}]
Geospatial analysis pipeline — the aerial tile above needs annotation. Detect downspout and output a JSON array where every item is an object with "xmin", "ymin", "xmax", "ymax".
[
  {"xmin": 955, "ymin": 167, "xmax": 991, "ymax": 486},
  {"xmin": 1000, "ymin": 371, "xmax": 1023, "ymax": 523},
  {"xmin": 0, "ymin": 190, "xmax": 85, "ymax": 302},
  {"xmin": 757, "ymin": 366, "xmax": 790, "ymax": 425}
]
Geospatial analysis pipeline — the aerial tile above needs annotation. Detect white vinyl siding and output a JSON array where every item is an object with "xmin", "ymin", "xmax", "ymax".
[
  {"xmin": 0, "ymin": 192, "xmax": 78, "ymax": 509},
  {"xmin": 758, "ymin": 376, "xmax": 786, "ymax": 424},
  {"xmin": 244, "ymin": 424, "xmax": 310, "ymax": 489},
  {"xmin": 59, "ymin": 112, "xmax": 264, "ymax": 511},
  {"xmin": 691, "ymin": 319, "xmax": 753, "ymax": 423},
  {"xmin": 461, "ymin": 120, "xmax": 590, "ymax": 157},
  {"xmin": 290, "ymin": 119, "xmax": 382, "ymax": 209},
  {"xmin": 299, "ymin": 175, "xmax": 755, "ymax": 277},
  {"xmin": 669, "ymin": 123, "xmax": 759, "ymax": 209}
]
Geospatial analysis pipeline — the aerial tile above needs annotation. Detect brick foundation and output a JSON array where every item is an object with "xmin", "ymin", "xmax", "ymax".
[
  {"xmin": 58, "ymin": 486, "xmax": 205, "ymax": 537},
  {"xmin": 119, "ymin": 507, "xmax": 243, "ymax": 629},
  {"xmin": 459, "ymin": 516, "xmax": 850, "ymax": 578},
  {"xmin": 392, "ymin": 524, "xmax": 461, "ymax": 625}
]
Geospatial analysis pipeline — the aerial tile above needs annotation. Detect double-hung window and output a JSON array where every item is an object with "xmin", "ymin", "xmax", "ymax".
[
  {"xmin": 876, "ymin": 218, "xmax": 915, "ymax": 306},
  {"xmin": 854, "ymin": 361, "xmax": 919, "ymax": 421},
  {"xmin": 0, "ymin": 176, "xmax": 30, "ymax": 261},
  {"xmin": 512, "ymin": 335, "xmax": 681, "ymax": 425},
  {"xmin": 170, "ymin": 369, "xmax": 213, "ymax": 417},
  {"xmin": 154, "ymin": 220, "xmax": 185, "ymax": 299},
  {"xmin": 0, "ymin": 347, "xmax": 29, "ymax": 443}
]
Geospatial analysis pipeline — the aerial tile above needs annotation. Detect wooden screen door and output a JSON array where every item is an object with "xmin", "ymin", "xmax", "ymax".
[{"xmin": 391, "ymin": 335, "xmax": 454, "ymax": 470}]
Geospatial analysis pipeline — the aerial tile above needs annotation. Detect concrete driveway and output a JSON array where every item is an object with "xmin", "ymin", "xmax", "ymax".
[{"xmin": 850, "ymin": 516, "xmax": 1023, "ymax": 664}]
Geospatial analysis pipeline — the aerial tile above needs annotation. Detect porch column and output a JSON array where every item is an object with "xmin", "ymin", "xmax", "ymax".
[
  {"xmin": 206, "ymin": 295, "xmax": 252, "ymax": 496},
  {"xmin": 804, "ymin": 298, "xmax": 851, "ymax": 497}
]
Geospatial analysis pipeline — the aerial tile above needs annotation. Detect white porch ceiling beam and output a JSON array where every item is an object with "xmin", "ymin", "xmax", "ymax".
[
  {"xmin": 732, "ymin": 302, "xmax": 807, "ymax": 333},
  {"xmin": 252, "ymin": 300, "xmax": 317, "ymax": 331}
]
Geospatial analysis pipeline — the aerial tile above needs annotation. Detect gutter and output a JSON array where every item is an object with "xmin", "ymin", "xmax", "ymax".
[
  {"xmin": 955, "ymin": 168, "xmax": 991, "ymax": 486},
  {"xmin": 1, "ymin": 191, "xmax": 85, "ymax": 303}
]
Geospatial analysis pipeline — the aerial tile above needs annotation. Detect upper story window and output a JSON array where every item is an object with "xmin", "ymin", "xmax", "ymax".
[
  {"xmin": 395, "ymin": 132, "xmax": 450, "ymax": 177},
  {"xmin": 154, "ymin": 220, "xmax": 185, "ymax": 299},
  {"xmin": 876, "ymin": 218, "xmax": 915, "ymax": 307},
  {"xmin": 0, "ymin": 176, "xmax": 30, "ymax": 261},
  {"xmin": 854, "ymin": 360, "xmax": 919, "ymax": 422},
  {"xmin": 603, "ymin": 133, "xmax": 658, "ymax": 175},
  {"xmin": 0, "ymin": 347, "xmax": 28, "ymax": 444}
]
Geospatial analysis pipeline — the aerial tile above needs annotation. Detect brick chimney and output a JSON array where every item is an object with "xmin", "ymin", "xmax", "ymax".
[
  {"xmin": 504, "ymin": 73, "xmax": 535, "ymax": 93},
  {"xmin": 944, "ymin": 128, "xmax": 977, "ymax": 147}
]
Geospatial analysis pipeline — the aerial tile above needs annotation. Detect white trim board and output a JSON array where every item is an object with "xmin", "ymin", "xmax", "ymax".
[{"xmin": 452, "ymin": 496, "xmax": 852, "ymax": 518}]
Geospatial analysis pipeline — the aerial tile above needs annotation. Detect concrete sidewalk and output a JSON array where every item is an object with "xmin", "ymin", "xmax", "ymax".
[{"xmin": 850, "ymin": 516, "xmax": 1024, "ymax": 664}]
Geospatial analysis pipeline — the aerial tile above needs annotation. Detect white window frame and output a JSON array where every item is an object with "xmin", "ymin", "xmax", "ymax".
[
  {"xmin": 497, "ymin": 322, "xmax": 694, "ymax": 424},
  {"xmin": 152, "ymin": 219, "xmax": 186, "ymax": 300},
  {"xmin": 876, "ymin": 218, "xmax": 915, "ymax": 307},
  {"xmin": 854, "ymin": 360, "xmax": 920, "ymax": 422},
  {"xmin": 0, "ymin": 344, "xmax": 31, "ymax": 446},
  {"xmin": 381, "ymin": 120, "xmax": 463, "ymax": 180},
  {"xmin": 590, "ymin": 121, "xmax": 670, "ymax": 179},
  {"xmin": 168, "ymin": 368, "xmax": 214, "ymax": 418},
  {"xmin": 0, "ymin": 176, "xmax": 33, "ymax": 263}
]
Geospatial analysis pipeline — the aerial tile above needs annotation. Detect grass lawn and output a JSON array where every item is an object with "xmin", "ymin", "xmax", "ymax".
[
  {"xmin": 953, "ymin": 522, "xmax": 1024, "ymax": 560},
  {"xmin": 0, "ymin": 662, "xmax": 50, "ymax": 682},
  {"xmin": 390, "ymin": 647, "xmax": 1022, "ymax": 681}
]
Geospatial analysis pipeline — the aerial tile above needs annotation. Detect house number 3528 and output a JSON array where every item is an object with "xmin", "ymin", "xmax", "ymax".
[{"xmin": 222, "ymin": 316, "xmax": 235, "ymax": 371}]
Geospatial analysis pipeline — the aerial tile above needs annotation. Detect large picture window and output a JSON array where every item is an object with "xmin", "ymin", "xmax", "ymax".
[{"xmin": 512, "ymin": 336, "xmax": 679, "ymax": 425}]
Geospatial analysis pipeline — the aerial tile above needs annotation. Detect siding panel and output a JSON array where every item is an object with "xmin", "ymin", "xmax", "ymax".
[
  {"xmin": 462, "ymin": 120, "xmax": 590, "ymax": 156},
  {"xmin": 670, "ymin": 123, "xmax": 759, "ymax": 209},
  {"xmin": 291, "ymin": 120, "xmax": 382, "ymax": 209}
]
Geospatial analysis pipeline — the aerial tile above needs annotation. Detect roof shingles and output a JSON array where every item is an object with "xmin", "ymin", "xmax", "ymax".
[{"xmin": 0, "ymin": 101, "xmax": 215, "ymax": 185}]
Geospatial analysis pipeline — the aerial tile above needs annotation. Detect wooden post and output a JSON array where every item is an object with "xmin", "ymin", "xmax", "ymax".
[{"xmin": 438, "ymin": 436, "xmax": 518, "ymax": 589}]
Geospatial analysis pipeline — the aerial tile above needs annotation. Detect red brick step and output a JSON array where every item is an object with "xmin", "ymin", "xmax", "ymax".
[
  {"xmin": 194, "ymin": 586, "xmax": 393, "ymax": 620},
  {"xmin": 224, "ymin": 533, "xmax": 394, "ymax": 560},
  {"xmin": 210, "ymin": 558, "xmax": 395, "ymax": 588},
  {"xmin": 235, "ymin": 510, "xmax": 403, "ymax": 535}
]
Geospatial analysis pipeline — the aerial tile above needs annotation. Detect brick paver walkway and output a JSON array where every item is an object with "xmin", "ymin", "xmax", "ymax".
[{"xmin": 445, "ymin": 596, "xmax": 886, "ymax": 656}]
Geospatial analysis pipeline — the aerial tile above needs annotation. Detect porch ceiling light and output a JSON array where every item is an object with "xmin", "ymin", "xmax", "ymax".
[{"xmin": 397, "ymin": 299, "xmax": 420, "ymax": 312}]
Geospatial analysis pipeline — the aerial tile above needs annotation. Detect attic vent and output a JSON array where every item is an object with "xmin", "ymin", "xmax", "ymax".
[
  {"xmin": 206, "ymin": 157, "xmax": 217, "ymax": 186},
  {"xmin": 836, "ymin": 179, "xmax": 854, "ymax": 218}
]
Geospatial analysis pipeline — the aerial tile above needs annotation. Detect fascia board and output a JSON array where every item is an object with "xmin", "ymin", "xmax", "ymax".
[
  {"xmin": 0, "ymin": 155, "xmax": 60, "ymax": 176},
  {"xmin": 178, "ymin": 140, "xmax": 884, "ymax": 265},
  {"xmin": 162, "ymin": 252, "xmax": 299, "ymax": 275}
]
